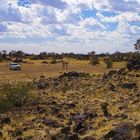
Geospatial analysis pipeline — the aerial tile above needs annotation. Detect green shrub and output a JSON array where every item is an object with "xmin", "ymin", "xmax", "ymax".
[
  {"xmin": 90, "ymin": 56, "xmax": 99, "ymax": 66},
  {"xmin": 62, "ymin": 83, "xmax": 69, "ymax": 93},
  {"xmin": 0, "ymin": 82, "xmax": 32, "ymax": 113},
  {"xmin": 30, "ymin": 55, "xmax": 39, "ymax": 60},
  {"xmin": 104, "ymin": 59, "xmax": 113, "ymax": 68},
  {"xmin": 0, "ymin": 99, "xmax": 12, "ymax": 113}
]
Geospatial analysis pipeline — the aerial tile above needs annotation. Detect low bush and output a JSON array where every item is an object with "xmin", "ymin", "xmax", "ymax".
[
  {"xmin": 0, "ymin": 82, "xmax": 32, "ymax": 113},
  {"xmin": 90, "ymin": 57, "xmax": 99, "ymax": 66},
  {"xmin": 50, "ymin": 59, "xmax": 57, "ymax": 64},
  {"xmin": 104, "ymin": 59, "xmax": 113, "ymax": 68}
]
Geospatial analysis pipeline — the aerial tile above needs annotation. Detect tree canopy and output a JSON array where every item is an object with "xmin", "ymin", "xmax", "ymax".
[{"xmin": 134, "ymin": 39, "xmax": 140, "ymax": 52}]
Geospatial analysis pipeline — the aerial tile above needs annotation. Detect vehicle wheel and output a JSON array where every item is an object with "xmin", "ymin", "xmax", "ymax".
[{"xmin": 17, "ymin": 67, "xmax": 21, "ymax": 71}]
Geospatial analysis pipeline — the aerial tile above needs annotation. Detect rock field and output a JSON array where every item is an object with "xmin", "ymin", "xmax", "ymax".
[{"xmin": 0, "ymin": 69, "xmax": 140, "ymax": 140}]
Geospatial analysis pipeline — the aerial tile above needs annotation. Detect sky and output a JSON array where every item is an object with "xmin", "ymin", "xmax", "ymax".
[{"xmin": 0, "ymin": 0, "xmax": 140, "ymax": 54}]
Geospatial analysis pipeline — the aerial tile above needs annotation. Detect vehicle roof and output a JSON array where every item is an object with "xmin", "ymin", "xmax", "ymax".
[{"xmin": 10, "ymin": 63, "xmax": 20, "ymax": 65}]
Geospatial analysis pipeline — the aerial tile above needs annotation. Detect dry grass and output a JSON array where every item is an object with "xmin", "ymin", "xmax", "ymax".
[
  {"xmin": 1, "ymin": 59, "xmax": 138, "ymax": 140},
  {"xmin": 0, "ymin": 59, "xmax": 126, "ymax": 82}
]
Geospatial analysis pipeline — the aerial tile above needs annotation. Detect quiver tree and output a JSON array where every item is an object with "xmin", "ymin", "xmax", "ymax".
[
  {"xmin": 126, "ymin": 38, "xmax": 140, "ymax": 71},
  {"xmin": 134, "ymin": 39, "xmax": 140, "ymax": 53}
]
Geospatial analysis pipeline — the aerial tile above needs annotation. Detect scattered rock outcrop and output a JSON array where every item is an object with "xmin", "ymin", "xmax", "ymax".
[{"xmin": 0, "ymin": 69, "xmax": 139, "ymax": 140}]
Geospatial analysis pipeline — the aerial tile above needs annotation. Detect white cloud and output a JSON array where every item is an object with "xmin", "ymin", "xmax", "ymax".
[
  {"xmin": 0, "ymin": 0, "xmax": 139, "ymax": 53},
  {"xmin": 97, "ymin": 12, "xmax": 140, "ymax": 23},
  {"xmin": 28, "ymin": 0, "xmax": 67, "ymax": 9}
]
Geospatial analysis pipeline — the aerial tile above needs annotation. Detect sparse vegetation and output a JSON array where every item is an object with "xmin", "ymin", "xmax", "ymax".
[
  {"xmin": 50, "ymin": 58, "xmax": 57, "ymax": 64},
  {"xmin": 135, "ymin": 38, "xmax": 140, "ymax": 53},
  {"xmin": 104, "ymin": 59, "xmax": 113, "ymax": 68},
  {"xmin": 0, "ymin": 82, "xmax": 32, "ymax": 113},
  {"xmin": 0, "ymin": 48, "xmax": 139, "ymax": 140},
  {"xmin": 90, "ymin": 56, "xmax": 100, "ymax": 65}
]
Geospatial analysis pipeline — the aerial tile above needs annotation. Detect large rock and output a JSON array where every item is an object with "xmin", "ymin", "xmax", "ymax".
[
  {"xmin": 104, "ymin": 123, "xmax": 133, "ymax": 139},
  {"xmin": 61, "ymin": 126, "xmax": 71, "ymax": 134},
  {"xmin": 126, "ymin": 59, "xmax": 140, "ymax": 71},
  {"xmin": 101, "ymin": 102, "xmax": 110, "ymax": 117},
  {"xmin": 107, "ymin": 70, "xmax": 118, "ymax": 77},
  {"xmin": 0, "ymin": 131, "xmax": 2, "ymax": 138},
  {"xmin": 135, "ymin": 124, "xmax": 140, "ymax": 133},
  {"xmin": 112, "ymin": 133, "xmax": 124, "ymax": 140},
  {"xmin": 0, "ymin": 117, "xmax": 11, "ymax": 125},
  {"xmin": 71, "ymin": 114, "xmax": 87, "ymax": 121},
  {"xmin": 73, "ymin": 122, "xmax": 86, "ymax": 133},
  {"xmin": 81, "ymin": 136, "xmax": 96, "ymax": 140},
  {"xmin": 59, "ymin": 71, "xmax": 89, "ymax": 78},
  {"xmin": 121, "ymin": 82, "xmax": 137, "ymax": 89},
  {"xmin": 67, "ymin": 133, "xmax": 79, "ymax": 140},
  {"xmin": 42, "ymin": 119, "xmax": 58, "ymax": 127}
]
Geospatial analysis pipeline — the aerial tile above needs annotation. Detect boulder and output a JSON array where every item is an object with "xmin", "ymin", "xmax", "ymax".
[
  {"xmin": 67, "ymin": 133, "xmax": 79, "ymax": 140},
  {"xmin": 59, "ymin": 71, "xmax": 89, "ymax": 78},
  {"xmin": 126, "ymin": 59, "xmax": 140, "ymax": 71},
  {"xmin": 121, "ymin": 82, "xmax": 137, "ymax": 89},
  {"xmin": 73, "ymin": 122, "xmax": 86, "ymax": 133},
  {"xmin": 101, "ymin": 102, "xmax": 110, "ymax": 117},
  {"xmin": 135, "ymin": 124, "xmax": 140, "ymax": 133},
  {"xmin": 71, "ymin": 114, "xmax": 87, "ymax": 121},
  {"xmin": 1, "ymin": 117, "xmax": 11, "ymax": 125},
  {"xmin": 81, "ymin": 136, "xmax": 96, "ymax": 140},
  {"xmin": 15, "ymin": 129, "xmax": 23, "ymax": 137},
  {"xmin": 43, "ymin": 119, "xmax": 58, "ymax": 127},
  {"xmin": 104, "ymin": 123, "xmax": 133, "ymax": 139},
  {"xmin": 107, "ymin": 70, "xmax": 118, "ymax": 77},
  {"xmin": 112, "ymin": 133, "xmax": 124, "ymax": 140},
  {"xmin": 0, "ymin": 131, "xmax": 2, "ymax": 138},
  {"xmin": 61, "ymin": 126, "xmax": 71, "ymax": 134}
]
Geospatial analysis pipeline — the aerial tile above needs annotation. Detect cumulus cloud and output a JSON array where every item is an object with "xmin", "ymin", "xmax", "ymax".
[
  {"xmin": 28, "ymin": 0, "xmax": 67, "ymax": 9},
  {"xmin": 92, "ymin": 0, "xmax": 140, "ymax": 12},
  {"xmin": 0, "ymin": 0, "xmax": 139, "ymax": 53},
  {"xmin": 97, "ymin": 12, "xmax": 140, "ymax": 23}
]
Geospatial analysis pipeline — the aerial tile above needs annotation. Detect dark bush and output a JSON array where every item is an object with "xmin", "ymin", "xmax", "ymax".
[
  {"xmin": 50, "ymin": 59, "xmax": 57, "ymax": 64},
  {"xmin": 104, "ymin": 59, "xmax": 113, "ymax": 68},
  {"xmin": 126, "ymin": 59, "xmax": 140, "ymax": 71},
  {"xmin": 90, "ymin": 57, "xmax": 99, "ymax": 66},
  {"xmin": 0, "ymin": 82, "xmax": 32, "ymax": 113}
]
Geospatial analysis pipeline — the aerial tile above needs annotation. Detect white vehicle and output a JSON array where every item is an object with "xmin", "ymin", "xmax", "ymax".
[{"xmin": 9, "ymin": 63, "xmax": 21, "ymax": 71}]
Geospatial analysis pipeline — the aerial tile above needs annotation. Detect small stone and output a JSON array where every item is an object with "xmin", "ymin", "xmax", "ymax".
[
  {"xmin": 61, "ymin": 126, "xmax": 71, "ymax": 134},
  {"xmin": 135, "ymin": 124, "xmax": 140, "ymax": 133},
  {"xmin": 73, "ymin": 122, "xmax": 86, "ymax": 133},
  {"xmin": 0, "ymin": 131, "xmax": 3, "ymax": 138},
  {"xmin": 15, "ymin": 130, "xmax": 23, "ymax": 137},
  {"xmin": 81, "ymin": 136, "xmax": 96, "ymax": 140},
  {"xmin": 67, "ymin": 133, "xmax": 79, "ymax": 140},
  {"xmin": 78, "ymin": 128, "xmax": 87, "ymax": 135},
  {"xmin": 43, "ymin": 119, "xmax": 57, "ymax": 127}
]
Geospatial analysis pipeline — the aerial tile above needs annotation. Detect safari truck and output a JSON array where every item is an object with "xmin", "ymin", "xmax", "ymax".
[{"xmin": 9, "ymin": 63, "xmax": 21, "ymax": 71}]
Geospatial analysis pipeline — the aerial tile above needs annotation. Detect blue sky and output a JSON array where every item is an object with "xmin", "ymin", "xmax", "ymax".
[{"xmin": 0, "ymin": 0, "xmax": 140, "ymax": 54}]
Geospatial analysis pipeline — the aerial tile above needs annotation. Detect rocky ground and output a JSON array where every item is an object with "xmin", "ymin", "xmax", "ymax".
[{"xmin": 0, "ymin": 69, "xmax": 140, "ymax": 140}]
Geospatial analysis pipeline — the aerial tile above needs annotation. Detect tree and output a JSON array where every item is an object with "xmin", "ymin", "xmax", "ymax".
[
  {"xmin": 39, "ymin": 52, "xmax": 47, "ymax": 60},
  {"xmin": 17, "ymin": 50, "xmax": 24, "ymax": 58},
  {"xmin": 0, "ymin": 50, "xmax": 7, "ymax": 60},
  {"xmin": 88, "ymin": 51, "xmax": 100, "ymax": 66},
  {"xmin": 126, "ymin": 39, "xmax": 140, "ymax": 71},
  {"xmin": 134, "ymin": 39, "xmax": 140, "ymax": 52},
  {"xmin": 104, "ymin": 59, "xmax": 113, "ymax": 69},
  {"xmin": 9, "ymin": 50, "xmax": 17, "ymax": 57},
  {"xmin": 88, "ymin": 51, "xmax": 96, "ymax": 58},
  {"xmin": 90, "ymin": 56, "xmax": 99, "ymax": 66}
]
